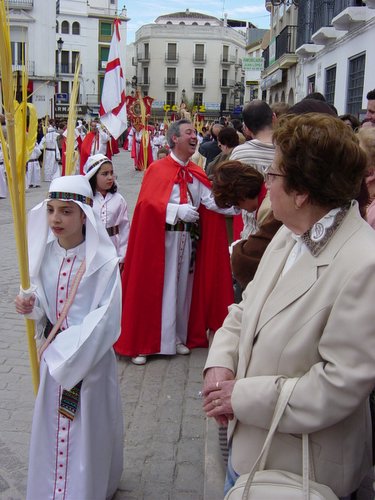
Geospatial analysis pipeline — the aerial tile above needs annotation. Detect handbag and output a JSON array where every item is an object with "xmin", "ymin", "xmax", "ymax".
[{"xmin": 224, "ymin": 378, "xmax": 339, "ymax": 500}]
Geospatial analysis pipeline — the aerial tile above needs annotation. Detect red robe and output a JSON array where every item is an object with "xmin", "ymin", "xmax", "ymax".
[
  {"xmin": 79, "ymin": 132, "xmax": 112, "ymax": 174},
  {"xmin": 114, "ymin": 155, "xmax": 234, "ymax": 356}
]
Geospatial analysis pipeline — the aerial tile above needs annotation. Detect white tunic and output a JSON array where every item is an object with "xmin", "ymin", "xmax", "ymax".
[
  {"xmin": 26, "ymin": 143, "xmax": 42, "ymax": 187},
  {"xmin": 26, "ymin": 240, "xmax": 123, "ymax": 500},
  {"xmin": 39, "ymin": 128, "xmax": 61, "ymax": 181},
  {"xmin": 92, "ymin": 191, "xmax": 130, "ymax": 263},
  {"xmin": 159, "ymin": 152, "xmax": 234, "ymax": 354}
]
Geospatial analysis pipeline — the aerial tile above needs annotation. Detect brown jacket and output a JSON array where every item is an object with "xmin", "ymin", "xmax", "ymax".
[{"xmin": 231, "ymin": 211, "xmax": 282, "ymax": 289}]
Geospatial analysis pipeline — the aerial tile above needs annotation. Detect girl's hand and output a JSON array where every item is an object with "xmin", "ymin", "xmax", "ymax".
[{"xmin": 15, "ymin": 294, "xmax": 35, "ymax": 315}]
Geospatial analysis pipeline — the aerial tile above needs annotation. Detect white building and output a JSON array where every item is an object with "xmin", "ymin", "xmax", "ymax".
[
  {"xmin": 8, "ymin": 0, "xmax": 57, "ymax": 118},
  {"xmin": 56, "ymin": 0, "xmax": 128, "ymax": 119},
  {"xmin": 4, "ymin": 0, "xmax": 128, "ymax": 119},
  {"xmin": 295, "ymin": 0, "xmax": 375, "ymax": 115},
  {"xmin": 131, "ymin": 9, "xmax": 248, "ymax": 119},
  {"xmin": 261, "ymin": 0, "xmax": 375, "ymax": 116}
]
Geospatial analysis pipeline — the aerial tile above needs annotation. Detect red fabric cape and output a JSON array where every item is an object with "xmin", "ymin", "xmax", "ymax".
[
  {"xmin": 114, "ymin": 154, "xmax": 234, "ymax": 356},
  {"xmin": 80, "ymin": 132, "xmax": 112, "ymax": 174}
]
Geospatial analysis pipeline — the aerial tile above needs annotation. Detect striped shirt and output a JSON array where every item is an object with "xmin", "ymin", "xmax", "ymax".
[{"xmin": 229, "ymin": 139, "xmax": 275, "ymax": 175}]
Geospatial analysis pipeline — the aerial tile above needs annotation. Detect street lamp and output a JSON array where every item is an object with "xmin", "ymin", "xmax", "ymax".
[{"xmin": 57, "ymin": 37, "xmax": 64, "ymax": 53}]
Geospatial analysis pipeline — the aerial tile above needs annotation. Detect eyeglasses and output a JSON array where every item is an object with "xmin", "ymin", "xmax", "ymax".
[{"xmin": 264, "ymin": 166, "xmax": 286, "ymax": 184}]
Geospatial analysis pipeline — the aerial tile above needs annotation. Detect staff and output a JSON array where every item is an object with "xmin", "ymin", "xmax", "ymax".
[{"xmin": 0, "ymin": 0, "xmax": 39, "ymax": 393}]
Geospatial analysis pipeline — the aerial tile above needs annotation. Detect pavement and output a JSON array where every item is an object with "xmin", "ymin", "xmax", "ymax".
[
  {"xmin": 0, "ymin": 148, "xmax": 374, "ymax": 499},
  {"xmin": 0, "ymin": 149, "xmax": 217, "ymax": 500}
]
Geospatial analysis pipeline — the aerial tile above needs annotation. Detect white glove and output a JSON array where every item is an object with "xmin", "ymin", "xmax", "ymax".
[{"xmin": 177, "ymin": 204, "xmax": 199, "ymax": 223}]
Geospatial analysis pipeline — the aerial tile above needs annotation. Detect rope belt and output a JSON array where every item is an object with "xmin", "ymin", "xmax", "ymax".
[
  {"xmin": 43, "ymin": 319, "xmax": 82, "ymax": 421},
  {"xmin": 107, "ymin": 224, "xmax": 119, "ymax": 236}
]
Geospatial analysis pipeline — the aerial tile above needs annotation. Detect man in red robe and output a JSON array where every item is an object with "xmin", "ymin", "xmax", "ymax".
[
  {"xmin": 115, "ymin": 119, "xmax": 235, "ymax": 364},
  {"xmin": 80, "ymin": 119, "xmax": 112, "ymax": 174}
]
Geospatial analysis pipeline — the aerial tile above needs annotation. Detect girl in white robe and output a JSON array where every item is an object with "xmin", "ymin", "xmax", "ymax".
[
  {"xmin": 85, "ymin": 153, "xmax": 130, "ymax": 270},
  {"xmin": 15, "ymin": 175, "xmax": 123, "ymax": 500}
]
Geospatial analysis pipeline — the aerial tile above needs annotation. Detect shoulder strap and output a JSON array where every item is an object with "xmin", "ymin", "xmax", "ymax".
[{"xmin": 37, "ymin": 259, "xmax": 86, "ymax": 361}]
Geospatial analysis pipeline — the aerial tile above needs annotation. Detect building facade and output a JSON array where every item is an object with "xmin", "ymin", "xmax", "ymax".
[
  {"xmin": 8, "ymin": 0, "xmax": 57, "ymax": 118},
  {"xmin": 295, "ymin": 0, "xmax": 375, "ymax": 115},
  {"xmin": 261, "ymin": 0, "xmax": 375, "ymax": 116},
  {"xmin": 131, "ymin": 10, "xmax": 248, "ymax": 119},
  {"xmin": 5, "ymin": 0, "xmax": 127, "ymax": 119},
  {"xmin": 56, "ymin": 0, "xmax": 128, "ymax": 119}
]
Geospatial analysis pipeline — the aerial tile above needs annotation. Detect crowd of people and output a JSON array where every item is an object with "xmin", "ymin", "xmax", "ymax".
[{"xmin": 9, "ymin": 87, "xmax": 375, "ymax": 499}]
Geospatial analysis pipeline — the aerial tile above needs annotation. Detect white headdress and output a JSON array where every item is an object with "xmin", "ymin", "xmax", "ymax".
[
  {"xmin": 28, "ymin": 175, "xmax": 117, "ymax": 279},
  {"xmin": 84, "ymin": 153, "xmax": 112, "ymax": 179}
]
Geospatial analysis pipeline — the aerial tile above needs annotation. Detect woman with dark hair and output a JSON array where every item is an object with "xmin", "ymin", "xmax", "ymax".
[
  {"xmin": 204, "ymin": 113, "xmax": 375, "ymax": 499},
  {"xmin": 212, "ymin": 160, "xmax": 282, "ymax": 290}
]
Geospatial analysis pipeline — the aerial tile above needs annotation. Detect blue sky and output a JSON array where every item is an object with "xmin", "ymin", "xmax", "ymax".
[{"xmin": 119, "ymin": 1, "xmax": 271, "ymax": 43}]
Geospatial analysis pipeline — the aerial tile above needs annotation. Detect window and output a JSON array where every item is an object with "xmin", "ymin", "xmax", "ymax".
[
  {"xmin": 61, "ymin": 81, "xmax": 69, "ymax": 95},
  {"xmin": 143, "ymin": 67, "xmax": 149, "ymax": 84},
  {"xmin": 61, "ymin": 50, "xmax": 69, "ymax": 73},
  {"xmin": 346, "ymin": 53, "xmax": 366, "ymax": 115},
  {"xmin": 194, "ymin": 68, "xmax": 204, "ymax": 85},
  {"xmin": 167, "ymin": 67, "xmax": 176, "ymax": 84},
  {"xmin": 307, "ymin": 74, "xmax": 316, "ymax": 94},
  {"xmin": 56, "ymin": 21, "xmax": 59, "ymax": 33},
  {"xmin": 167, "ymin": 43, "xmax": 177, "ymax": 61},
  {"xmin": 221, "ymin": 94, "xmax": 227, "ymax": 110},
  {"xmin": 194, "ymin": 93, "xmax": 203, "ymax": 106},
  {"xmin": 144, "ymin": 43, "xmax": 149, "ymax": 59},
  {"xmin": 194, "ymin": 44, "xmax": 204, "ymax": 62},
  {"xmin": 325, "ymin": 65, "xmax": 336, "ymax": 106},
  {"xmin": 100, "ymin": 21, "xmax": 112, "ymax": 37},
  {"xmin": 72, "ymin": 22, "xmax": 80, "ymax": 35},
  {"xmin": 99, "ymin": 46, "xmax": 110, "ymax": 70},
  {"xmin": 11, "ymin": 41, "xmax": 26, "ymax": 65},
  {"xmin": 166, "ymin": 92, "xmax": 175, "ymax": 106},
  {"xmin": 72, "ymin": 51, "xmax": 80, "ymax": 71},
  {"xmin": 222, "ymin": 45, "xmax": 229, "ymax": 62},
  {"xmin": 222, "ymin": 69, "xmax": 228, "ymax": 86},
  {"xmin": 61, "ymin": 21, "xmax": 69, "ymax": 34}
]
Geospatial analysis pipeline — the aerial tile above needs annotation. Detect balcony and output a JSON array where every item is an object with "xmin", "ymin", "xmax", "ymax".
[
  {"xmin": 193, "ymin": 54, "xmax": 206, "ymax": 64},
  {"xmin": 192, "ymin": 78, "xmax": 206, "ymax": 88},
  {"xmin": 235, "ymin": 57, "xmax": 243, "ymax": 67},
  {"xmin": 220, "ymin": 55, "xmax": 235, "ymax": 65},
  {"xmin": 12, "ymin": 61, "xmax": 35, "ymax": 76},
  {"xmin": 164, "ymin": 77, "xmax": 178, "ymax": 87},
  {"xmin": 8, "ymin": 0, "xmax": 33, "ymax": 9},
  {"xmin": 220, "ymin": 79, "xmax": 234, "ymax": 89},
  {"xmin": 137, "ymin": 52, "xmax": 150, "ymax": 63},
  {"xmin": 165, "ymin": 53, "xmax": 179, "ymax": 63},
  {"xmin": 332, "ymin": 6, "xmax": 367, "ymax": 31},
  {"xmin": 275, "ymin": 25, "xmax": 298, "ymax": 68},
  {"xmin": 56, "ymin": 63, "xmax": 82, "ymax": 75},
  {"xmin": 312, "ymin": 26, "xmax": 341, "ymax": 45}
]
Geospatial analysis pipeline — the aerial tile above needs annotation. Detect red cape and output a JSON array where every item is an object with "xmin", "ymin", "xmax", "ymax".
[
  {"xmin": 80, "ymin": 132, "xmax": 112, "ymax": 174},
  {"xmin": 114, "ymin": 155, "xmax": 234, "ymax": 356}
]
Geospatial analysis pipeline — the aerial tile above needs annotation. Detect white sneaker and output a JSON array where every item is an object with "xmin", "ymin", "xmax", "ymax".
[
  {"xmin": 176, "ymin": 343, "xmax": 191, "ymax": 355},
  {"xmin": 131, "ymin": 355, "xmax": 147, "ymax": 365}
]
